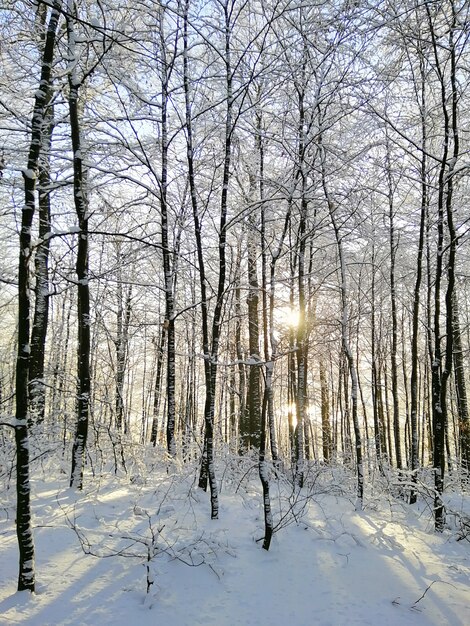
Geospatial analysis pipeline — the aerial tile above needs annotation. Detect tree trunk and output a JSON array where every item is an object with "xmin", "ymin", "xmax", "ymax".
[
  {"xmin": 452, "ymin": 292, "xmax": 470, "ymax": 476},
  {"xmin": 320, "ymin": 360, "xmax": 331, "ymax": 463},
  {"xmin": 386, "ymin": 140, "xmax": 402, "ymax": 472},
  {"xmin": 409, "ymin": 49, "xmax": 427, "ymax": 504},
  {"xmin": 157, "ymin": 5, "xmax": 177, "ymax": 458},
  {"xmin": 29, "ymin": 93, "xmax": 54, "ymax": 425},
  {"xmin": 321, "ymin": 148, "xmax": 364, "ymax": 508},
  {"xmin": 68, "ymin": 4, "xmax": 91, "ymax": 491},
  {"xmin": 15, "ymin": 0, "xmax": 61, "ymax": 591},
  {"xmin": 425, "ymin": 0, "xmax": 459, "ymax": 530},
  {"xmin": 183, "ymin": 0, "xmax": 223, "ymax": 518},
  {"xmin": 150, "ymin": 323, "xmax": 166, "ymax": 445},
  {"xmin": 246, "ymin": 187, "xmax": 261, "ymax": 450},
  {"xmin": 115, "ymin": 279, "xmax": 131, "ymax": 432},
  {"xmin": 235, "ymin": 276, "xmax": 247, "ymax": 452}
]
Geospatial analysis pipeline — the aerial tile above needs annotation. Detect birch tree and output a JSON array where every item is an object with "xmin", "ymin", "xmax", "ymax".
[{"xmin": 15, "ymin": 0, "xmax": 62, "ymax": 592}]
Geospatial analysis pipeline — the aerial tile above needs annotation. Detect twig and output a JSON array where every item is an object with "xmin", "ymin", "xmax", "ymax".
[{"xmin": 411, "ymin": 580, "xmax": 456, "ymax": 610}]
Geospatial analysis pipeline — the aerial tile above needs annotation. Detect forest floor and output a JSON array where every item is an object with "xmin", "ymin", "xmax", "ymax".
[{"xmin": 1, "ymin": 447, "xmax": 470, "ymax": 625}]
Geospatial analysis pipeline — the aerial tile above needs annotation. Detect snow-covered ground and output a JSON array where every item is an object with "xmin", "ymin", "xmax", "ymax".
[{"xmin": 1, "ymin": 451, "xmax": 469, "ymax": 626}]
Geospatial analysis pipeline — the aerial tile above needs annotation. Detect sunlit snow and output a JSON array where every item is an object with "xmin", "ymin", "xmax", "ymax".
[{"xmin": 1, "ymin": 452, "xmax": 469, "ymax": 626}]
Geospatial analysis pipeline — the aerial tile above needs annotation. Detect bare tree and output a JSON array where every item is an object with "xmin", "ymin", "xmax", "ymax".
[
  {"xmin": 29, "ymin": 4, "xmax": 54, "ymax": 424},
  {"xmin": 15, "ymin": 0, "xmax": 62, "ymax": 591}
]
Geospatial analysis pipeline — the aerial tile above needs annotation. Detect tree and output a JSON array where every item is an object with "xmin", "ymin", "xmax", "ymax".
[
  {"xmin": 424, "ymin": 0, "xmax": 460, "ymax": 531},
  {"xmin": 452, "ymin": 292, "xmax": 470, "ymax": 476},
  {"xmin": 68, "ymin": 0, "xmax": 92, "ymax": 490},
  {"xmin": 29, "ymin": 2, "xmax": 54, "ymax": 424},
  {"xmin": 157, "ymin": 2, "xmax": 178, "ymax": 458},
  {"xmin": 68, "ymin": 0, "xmax": 113, "ymax": 489},
  {"xmin": 15, "ymin": 0, "xmax": 62, "ymax": 592}
]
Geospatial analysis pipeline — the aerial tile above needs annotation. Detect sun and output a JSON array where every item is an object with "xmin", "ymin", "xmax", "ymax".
[{"xmin": 276, "ymin": 306, "xmax": 300, "ymax": 328}]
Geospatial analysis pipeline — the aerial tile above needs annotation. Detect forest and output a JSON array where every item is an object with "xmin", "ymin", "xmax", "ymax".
[{"xmin": 0, "ymin": 0, "xmax": 470, "ymax": 623}]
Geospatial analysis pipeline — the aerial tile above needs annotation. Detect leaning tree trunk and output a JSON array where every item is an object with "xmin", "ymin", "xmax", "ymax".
[{"xmin": 15, "ymin": 0, "xmax": 62, "ymax": 592}]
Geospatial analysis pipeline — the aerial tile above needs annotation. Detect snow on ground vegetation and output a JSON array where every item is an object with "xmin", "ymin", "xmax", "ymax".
[{"xmin": 1, "ymin": 441, "xmax": 469, "ymax": 625}]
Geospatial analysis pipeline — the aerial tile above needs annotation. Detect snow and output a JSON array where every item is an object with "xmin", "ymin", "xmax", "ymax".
[{"xmin": 1, "ymin": 453, "xmax": 469, "ymax": 626}]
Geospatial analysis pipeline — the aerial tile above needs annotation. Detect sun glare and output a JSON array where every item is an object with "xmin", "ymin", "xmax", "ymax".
[
  {"xmin": 287, "ymin": 402, "xmax": 297, "ymax": 430},
  {"xmin": 277, "ymin": 306, "xmax": 300, "ymax": 328}
]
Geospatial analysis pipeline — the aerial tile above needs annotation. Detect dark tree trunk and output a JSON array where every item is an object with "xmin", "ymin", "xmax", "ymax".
[
  {"xmin": 425, "ymin": 0, "xmax": 459, "ymax": 531},
  {"xmin": 235, "ymin": 277, "xmax": 247, "ymax": 452},
  {"xmin": 151, "ymin": 324, "xmax": 167, "ymax": 446},
  {"xmin": 320, "ymin": 361, "xmax": 331, "ymax": 463},
  {"xmin": 321, "ymin": 147, "xmax": 363, "ymax": 508},
  {"xmin": 293, "ymin": 51, "xmax": 309, "ymax": 487},
  {"xmin": 409, "ymin": 51, "xmax": 427, "ymax": 504},
  {"xmin": 197, "ymin": 1, "xmax": 233, "ymax": 515},
  {"xmin": 29, "ymin": 95, "xmax": 54, "ymax": 424},
  {"xmin": 452, "ymin": 293, "xmax": 470, "ymax": 476},
  {"xmin": 183, "ymin": 0, "xmax": 222, "ymax": 518},
  {"xmin": 115, "ymin": 281, "xmax": 132, "ymax": 432},
  {"xmin": 68, "ymin": 10, "xmax": 91, "ymax": 491},
  {"xmin": 371, "ymin": 240, "xmax": 384, "ymax": 470},
  {"xmin": 246, "ymin": 196, "xmax": 261, "ymax": 450},
  {"xmin": 15, "ymin": 0, "xmax": 62, "ymax": 592},
  {"xmin": 386, "ymin": 141, "xmax": 402, "ymax": 472},
  {"xmin": 259, "ymin": 388, "xmax": 273, "ymax": 550},
  {"xmin": 157, "ymin": 7, "xmax": 177, "ymax": 458}
]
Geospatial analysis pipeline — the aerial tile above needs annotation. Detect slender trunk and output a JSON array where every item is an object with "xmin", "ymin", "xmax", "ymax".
[
  {"xmin": 68, "ymin": 5, "xmax": 90, "ymax": 491},
  {"xmin": 294, "ymin": 54, "xmax": 308, "ymax": 487},
  {"xmin": 321, "ymin": 148, "xmax": 363, "ymax": 507},
  {"xmin": 150, "ymin": 324, "xmax": 166, "ymax": 445},
  {"xmin": 386, "ymin": 141, "xmax": 402, "ymax": 471},
  {"xmin": 452, "ymin": 293, "xmax": 470, "ymax": 475},
  {"xmin": 115, "ymin": 280, "xmax": 131, "ymax": 432},
  {"xmin": 371, "ymin": 240, "xmax": 384, "ymax": 470},
  {"xmin": 197, "ymin": 2, "xmax": 233, "ymax": 518},
  {"xmin": 183, "ymin": 1, "xmax": 220, "ymax": 517},
  {"xmin": 425, "ymin": 1, "xmax": 459, "ymax": 530},
  {"xmin": 29, "ymin": 95, "xmax": 54, "ymax": 424},
  {"xmin": 288, "ymin": 256, "xmax": 297, "ymax": 468},
  {"xmin": 320, "ymin": 360, "xmax": 331, "ymax": 463},
  {"xmin": 16, "ymin": 0, "xmax": 61, "ymax": 591},
  {"xmin": 259, "ymin": 385, "xmax": 273, "ymax": 550},
  {"xmin": 158, "ymin": 8, "xmax": 176, "ymax": 458},
  {"xmin": 235, "ymin": 276, "xmax": 247, "ymax": 452},
  {"xmin": 246, "ymin": 186, "xmax": 261, "ymax": 449},
  {"xmin": 264, "ymin": 129, "xmax": 293, "ymax": 462},
  {"xmin": 255, "ymin": 110, "xmax": 273, "ymax": 546},
  {"xmin": 409, "ymin": 51, "xmax": 427, "ymax": 504}
]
